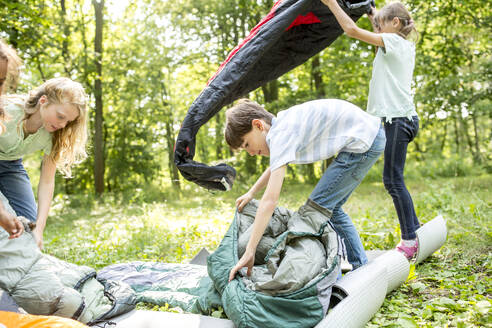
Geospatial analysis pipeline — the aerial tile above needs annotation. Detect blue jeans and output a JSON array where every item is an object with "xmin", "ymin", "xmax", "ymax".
[
  {"xmin": 383, "ymin": 116, "xmax": 420, "ymax": 240},
  {"xmin": 310, "ymin": 126, "xmax": 386, "ymax": 269},
  {"xmin": 0, "ymin": 159, "xmax": 37, "ymax": 222}
]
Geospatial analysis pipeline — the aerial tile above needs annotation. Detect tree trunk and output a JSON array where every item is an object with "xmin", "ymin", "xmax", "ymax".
[
  {"xmin": 215, "ymin": 113, "xmax": 223, "ymax": 160},
  {"xmin": 321, "ymin": 158, "xmax": 333, "ymax": 173},
  {"xmin": 261, "ymin": 80, "xmax": 279, "ymax": 104},
  {"xmin": 461, "ymin": 117, "xmax": 477, "ymax": 162},
  {"xmin": 93, "ymin": 0, "xmax": 105, "ymax": 195},
  {"xmin": 165, "ymin": 119, "xmax": 181, "ymax": 189},
  {"xmin": 60, "ymin": 0, "xmax": 71, "ymax": 76},
  {"xmin": 440, "ymin": 120, "xmax": 448, "ymax": 151},
  {"xmin": 76, "ymin": 0, "xmax": 92, "ymax": 92},
  {"xmin": 311, "ymin": 54, "xmax": 325, "ymax": 98},
  {"xmin": 304, "ymin": 163, "xmax": 316, "ymax": 183},
  {"xmin": 453, "ymin": 114, "xmax": 460, "ymax": 154},
  {"xmin": 471, "ymin": 112, "xmax": 482, "ymax": 164},
  {"xmin": 36, "ymin": 60, "xmax": 46, "ymax": 81},
  {"xmin": 157, "ymin": 73, "xmax": 180, "ymax": 189}
]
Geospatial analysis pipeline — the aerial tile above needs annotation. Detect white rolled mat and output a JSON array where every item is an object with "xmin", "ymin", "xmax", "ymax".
[
  {"xmin": 415, "ymin": 215, "xmax": 447, "ymax": 264},
  {"xmin": 316, "ymin": 249, "xmax": 409, "ymax": 327},
  {"xmin": 315, "ymin": 263, "xmax": 388, "ymax": 328},
  {"xmin": 371, "ymin": 250, "xmax": 409, "ymax": 293},
  {"xmin": 316, "ymin": 216, "xmax": 447, "ymax": 327},
  {"xmin": 111, "ymin": 310, "xmax": 235, "ymax": 328}
]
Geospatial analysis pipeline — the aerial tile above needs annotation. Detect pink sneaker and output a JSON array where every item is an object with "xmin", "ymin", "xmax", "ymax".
[{"xmin": 396, "ymin": 240, "xmax": 419, "ymax": 260}]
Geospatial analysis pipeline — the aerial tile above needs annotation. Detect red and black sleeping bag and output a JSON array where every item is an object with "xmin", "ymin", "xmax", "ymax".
[{"xmin": 174, "ymin": 0, "xmax": 374, "ymax": 190}]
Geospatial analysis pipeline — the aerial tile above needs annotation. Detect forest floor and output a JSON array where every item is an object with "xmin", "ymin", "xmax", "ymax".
[{"xmin": 44, "ymin": 174, "xmax": 492, "ymax": 327}]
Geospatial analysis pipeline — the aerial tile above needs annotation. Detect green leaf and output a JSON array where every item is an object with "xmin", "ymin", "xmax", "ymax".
[
  {"xmin": 211, "ymin": 309, "xmax": 224, "ymax": 318},
  {"xmin": 406, "ymin": 264, "xmax": 417, "ymax": 282},
  {"xmin": 422, "ymin": 307, "xmax": 433, "ymax": 319},
  {"xmin": 410, "ymin": 282, "xmax": 426, "ymax": 292},
  {"xmin": 396, "ymin": 317, "xmax": 418, "ymax": 328},
  {"xmin": 475, "ymin": 300, "xmax": 491, "ymax": 315}
]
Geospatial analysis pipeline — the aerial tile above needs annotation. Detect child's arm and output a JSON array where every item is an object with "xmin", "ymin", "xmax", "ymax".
[
  {"xmin": 236, "ymin": 167, "xmax": 271, "ymax": 212},
  {"xmin": 322, "ymin": 0, "xmax": 384, "ymax": 47},
  {"xmin": 32, "ymin": 156, "xmax": 56, "ymax": 249},
  {"xmin": 229, "ymin": 165, "xmax": 286, "ymax": 281},
  {"xmin": 0, "ymin": 203, "xmax": 24, "ymax": 239}
]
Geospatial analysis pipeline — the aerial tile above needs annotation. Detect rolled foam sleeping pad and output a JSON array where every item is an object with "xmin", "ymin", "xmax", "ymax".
[
  {"xmin": 415, "ymin": 215, "xmax": 447, "ymax": 264},
  {"xmin": 111, "ymin": 309, "xmax": 235, "ymax": 328},
  {"xmin": 315, "ymin": 263, "xmax": 388, "ymax": 328},
  {"xmin": 316, "ymin": 215, "xmax": 448, "ymax": 327},
  {"xmin": 318, "ymin": 250, "xmax": 408, "ymax": 328},
  {"xmin": 328, "ymin": 250, "xmax": 409, "ymax": 304},
  {"xmin": 370, "ymin": 250, "xmax": 409, "ymax": 293}
]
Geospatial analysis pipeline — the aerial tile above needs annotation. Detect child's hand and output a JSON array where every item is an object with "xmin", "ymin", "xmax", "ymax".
[
  {"xmin": 32, "ymin": 226, "xmax": 44, "ymax": 250},
  {"xmin": 229, "ymin": 249, "xmax": 255, "ymax": 282},
  {"xmin": 236, "ymin": 192, "xmax": 253, "ymax": 212},
  {"xmin": 0, "ymin": 212, "xmax": 24, "ymax": 239},
  {"xmin": 368, "ymin": 6, "xmax": 377, "ymax": 17}
]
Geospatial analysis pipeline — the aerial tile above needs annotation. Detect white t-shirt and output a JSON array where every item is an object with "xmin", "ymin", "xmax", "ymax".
[
  {"xmin": 367, "ymin": 33, "xmax": 417, "ymax": 121},
  {"xmin": 266, "ymin": 99, "xmax": 381, "ymax": 171}
]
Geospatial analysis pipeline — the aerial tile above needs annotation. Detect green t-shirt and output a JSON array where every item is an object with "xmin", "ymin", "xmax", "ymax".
[{"xmin": 0, "ymin": 98, "xmax": 52, "ymax": 160}]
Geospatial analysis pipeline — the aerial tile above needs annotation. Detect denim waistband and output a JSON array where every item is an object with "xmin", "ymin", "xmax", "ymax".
[{"xmin": 381, "ymin": 115, "xmax": 418, "ymax": 123}]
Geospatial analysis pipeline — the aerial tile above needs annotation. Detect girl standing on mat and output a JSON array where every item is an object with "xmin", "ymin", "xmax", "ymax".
[
  {"xmin": 0, "ymin": 39, "xmax": 24, "ymax": 238},
  {"xmin": 0, "ymin": 77, "xmax": 88, "ymax": 248},
  {"xmin": 323, "ymin": 0, "xmax": 420, "ymax": 259}
]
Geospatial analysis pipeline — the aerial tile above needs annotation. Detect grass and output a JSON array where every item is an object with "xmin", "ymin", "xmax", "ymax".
[{"xmin": 43, "ymin": 174, "xmax": 492, "ymax": 327}]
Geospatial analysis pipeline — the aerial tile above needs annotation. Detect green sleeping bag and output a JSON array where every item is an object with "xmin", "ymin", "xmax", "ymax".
[{"xmin": 207, "ymin": 199, "xmax": 343, "ymax": 328}]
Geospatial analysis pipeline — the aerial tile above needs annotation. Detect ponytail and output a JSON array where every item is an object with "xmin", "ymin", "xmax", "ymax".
[{"xmin": 375, "ymin": 2, "xmax": 419, "ymax": 42}]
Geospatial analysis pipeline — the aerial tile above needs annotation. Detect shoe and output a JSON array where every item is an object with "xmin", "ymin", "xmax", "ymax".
[
  {"xmin": 340, "ymin": 258, "xmax": 353, "ymax": 273},
  {"xmin": 396, "ymin": 239, "xmax": 418, "ymax": 260}
]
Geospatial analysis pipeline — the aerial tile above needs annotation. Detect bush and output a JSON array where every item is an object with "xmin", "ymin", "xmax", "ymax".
[{"xmin": 410, "ymin": 155, "xmax": 486, "ymax": 179}]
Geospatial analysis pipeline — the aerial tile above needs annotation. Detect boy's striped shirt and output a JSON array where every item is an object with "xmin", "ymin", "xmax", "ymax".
[{"xmin": 267, "ymin": 99, "xmax": 381, "ymax": 171}]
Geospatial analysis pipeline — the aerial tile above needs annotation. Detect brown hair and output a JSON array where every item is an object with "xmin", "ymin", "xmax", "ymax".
[
  {"xmin": 375, "ymin": 2, "xmax": 419, "ymax": 42},
  {"xmin": 23, "ymin": 77, "xmax": 88, "ymax": 177},
  {"xmin": 225, "ymin": 98, "xmax": 274, "ymax": 150}
]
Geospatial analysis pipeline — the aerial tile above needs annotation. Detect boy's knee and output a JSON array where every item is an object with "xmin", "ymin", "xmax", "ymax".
[{"xmin": 330, "ymin": 209, "xmax": 352, "ymax": 226}]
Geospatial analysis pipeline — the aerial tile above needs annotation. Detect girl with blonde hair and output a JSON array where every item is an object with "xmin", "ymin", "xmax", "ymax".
[
  {"xmin": 323, "ymin": 0, "xmax": 421, "ymax": 259},
  {"xmin": 0, "ymin": 39, "xmax": 24, "ymax": 239},
  {"xmin": 0, "ymin": 77, "xmax": 88, "ymax": 248},
  {"xmin": 0, "ymin": 38, "xmax": 22, "ymax": 96}
]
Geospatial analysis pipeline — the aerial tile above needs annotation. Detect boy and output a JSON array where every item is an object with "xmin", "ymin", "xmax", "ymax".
[{"xmin": 226, "ymin": 98, "xmax": 385, "ymax": 281}]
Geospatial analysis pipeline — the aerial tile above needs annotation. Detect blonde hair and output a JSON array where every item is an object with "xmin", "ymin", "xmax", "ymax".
[
  {"xmin": 0, "ymin": 39, "xmax": 22, "ymax": 93},
  {"xmin": 0, "ymin": 39, "xmax": 22, "ymax": 132},
  {"xmin": 23, "ymin": 77, "xmax": 88, "ymax": 177},
  {"xmin": 375, "ymin": 2, "xmax": 419, "ymax": 42}
]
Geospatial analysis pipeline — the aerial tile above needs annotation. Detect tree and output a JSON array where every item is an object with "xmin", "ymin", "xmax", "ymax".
[{"xmin": 92, "ymin": 0, "xmax": 105, "ymax": 194}]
